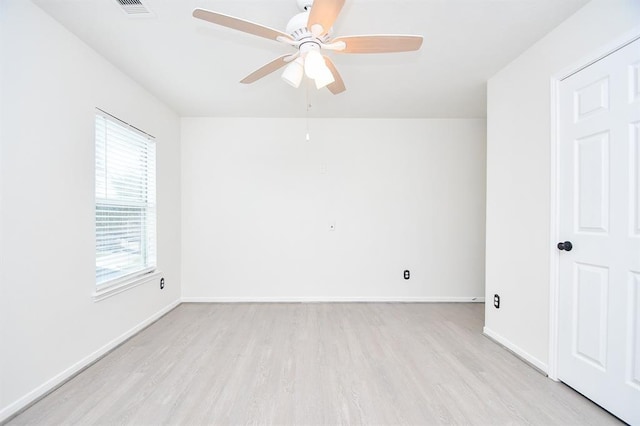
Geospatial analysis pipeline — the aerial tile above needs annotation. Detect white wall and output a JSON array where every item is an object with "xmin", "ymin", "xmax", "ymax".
[
  {"xmin": 485, "ymin": 0, "xmax": 640, "ymax": 370},
  {"xmin": 181, "ymin": 118, "xmax": 486, "ymax": 301},
  {"xmin": 0, "ymin": 1, "xmax": 181, "ymax": 420}
]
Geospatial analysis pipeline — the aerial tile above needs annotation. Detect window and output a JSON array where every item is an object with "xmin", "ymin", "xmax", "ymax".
[{"xmin": 95, "ymin": 110, "xmax": 156, "ymax": 289}]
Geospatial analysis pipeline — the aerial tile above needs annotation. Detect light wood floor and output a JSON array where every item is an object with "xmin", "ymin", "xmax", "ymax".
[{"xmin": 9, "ymin": 303, "xmax": 620, "ymax": 425}]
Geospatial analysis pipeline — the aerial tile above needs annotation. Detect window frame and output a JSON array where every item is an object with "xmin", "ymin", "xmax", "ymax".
[{"xmin": 93, "ymin": 108, "xmax": 158, "ymax": 301}]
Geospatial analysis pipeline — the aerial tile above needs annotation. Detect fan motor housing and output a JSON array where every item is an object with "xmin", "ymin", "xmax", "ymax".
[
  {"xmin": 286, "ymin": 11, "xmax": 332, "ymax": 41},
  {"xmin": 286, "ymin": 11, "xmax": 310, "ymax": 35}
]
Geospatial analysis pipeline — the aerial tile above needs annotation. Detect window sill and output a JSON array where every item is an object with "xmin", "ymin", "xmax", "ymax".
[{"xmin": 93, "ymin": 270, "xmax": 162, "ymax": 302}]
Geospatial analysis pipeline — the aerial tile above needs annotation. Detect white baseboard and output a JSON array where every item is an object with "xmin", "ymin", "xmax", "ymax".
[
  {"xmin": 182, "ymin": 296, "xmax": 485, "ymax": 303},
  {"xmin": 483, "ymin": 326, "xmax": 548, "ymax": 374},
  {"xmin": 0, "ymin": 299, "xmax": 181, "ymax": 424}
]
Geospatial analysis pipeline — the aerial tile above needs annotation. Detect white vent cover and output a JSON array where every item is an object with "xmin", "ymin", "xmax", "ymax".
[{"xmin": 115, "ymin": 0, "xmax": 153, "ymax": 16}]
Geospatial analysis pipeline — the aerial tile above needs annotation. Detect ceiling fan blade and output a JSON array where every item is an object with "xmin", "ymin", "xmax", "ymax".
[
  {"xmin": 307, "ymin": 0, "xmax": 345, "ymax": 37},
  {"xmin": 331, "ymin": 35, "xmax": 423, "ymax": 54},
  {"xmin": 323, "ymin": 56, "xmax": 346, "ymax": 95},
  {"xmin": 240, "ymin": 55, "xmax": 293, "ymax": 84},
  {"xmin": 193, "ymin": 8, "xmax": 293, "ymax": 42}
]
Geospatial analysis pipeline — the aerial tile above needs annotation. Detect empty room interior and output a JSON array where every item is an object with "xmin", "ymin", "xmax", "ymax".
[{"xmin": 1, "ymin": 0, "xmax": 639, "ymax": 424}]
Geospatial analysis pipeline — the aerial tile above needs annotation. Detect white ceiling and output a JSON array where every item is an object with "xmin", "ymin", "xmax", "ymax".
[{"xmin": 32, "ymin": 0, "xmax": 589, "ymax": 118}]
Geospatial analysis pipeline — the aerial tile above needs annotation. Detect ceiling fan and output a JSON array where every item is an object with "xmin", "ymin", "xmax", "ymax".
[{"xmin": 193, "ymin": 0, "xmax": 423, "ymax": 95}]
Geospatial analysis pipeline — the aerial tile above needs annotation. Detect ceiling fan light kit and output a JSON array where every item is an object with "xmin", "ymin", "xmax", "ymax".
[
  {"xmin": 193, "ymin": 0, "xmax": 423, "ymax": 95},
  {"xmin": 282, "ymin": 57, "xmax": 305, "ymax": 88},
  {"xmin": 313, "ymin": 65, "xmax": 335, "ymax": 90},
  {"xmin": 303, "ymin": 48, "xmax": 326, "ymax": 76}
]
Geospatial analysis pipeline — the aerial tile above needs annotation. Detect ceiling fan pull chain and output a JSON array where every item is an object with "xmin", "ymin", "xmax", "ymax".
[{"xmin": 306, "ymin": 81, "xmax": 311, "ymax": 141}]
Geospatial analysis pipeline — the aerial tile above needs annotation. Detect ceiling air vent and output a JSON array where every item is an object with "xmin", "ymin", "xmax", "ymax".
[{"xmin": 115, "ymin": 0, "xmax": 153, "ymax": 16}]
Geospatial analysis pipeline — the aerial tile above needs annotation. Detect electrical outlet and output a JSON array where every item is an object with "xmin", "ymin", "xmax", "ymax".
[
  {"xmin": 160, "ymin": 277, "xmax": 165, "ymax": 290},
  {"xmin": 404, "ymin": 270, "xmax": 410, "ymax": 280},
  {"xmin": 493, "ymin": 294, "xmax": 500, "ymax": 309}
]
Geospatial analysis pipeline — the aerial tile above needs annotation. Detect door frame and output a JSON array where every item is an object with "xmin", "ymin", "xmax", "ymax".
[{"xmin": 548, "ymin": 26, "xmax": 640, "ymax": 381}]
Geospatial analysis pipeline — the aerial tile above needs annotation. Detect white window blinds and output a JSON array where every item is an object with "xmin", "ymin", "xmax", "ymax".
[{"xmin": 95, "ymin": 111, "xmax": 156, "ymax": 287}]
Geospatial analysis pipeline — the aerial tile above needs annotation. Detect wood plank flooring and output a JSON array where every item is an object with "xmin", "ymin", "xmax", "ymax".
[{"xmin": 8, "ymin": 303, "xmax": 621, "ymax": 425}]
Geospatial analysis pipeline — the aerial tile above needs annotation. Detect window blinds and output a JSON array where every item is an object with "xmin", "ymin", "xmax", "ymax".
[{"xmin": 95, "ymin": 112, "xmax": 156, "ymax": 287}]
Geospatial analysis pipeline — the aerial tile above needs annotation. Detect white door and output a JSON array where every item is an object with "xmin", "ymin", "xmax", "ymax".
[{"xmin": 558, "ymin": 38, "xmax": 640, "ymax": 424}]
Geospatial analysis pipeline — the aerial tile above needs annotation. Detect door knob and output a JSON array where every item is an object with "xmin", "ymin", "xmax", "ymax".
[{"xmin": 557, "ymin": 241, "xmax": 573, "ymax": 251}]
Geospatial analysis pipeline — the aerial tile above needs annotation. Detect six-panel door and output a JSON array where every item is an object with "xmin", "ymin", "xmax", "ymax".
[{"xmin": 557, "ymin": 38, "xmax": 640, "ymax": 425}]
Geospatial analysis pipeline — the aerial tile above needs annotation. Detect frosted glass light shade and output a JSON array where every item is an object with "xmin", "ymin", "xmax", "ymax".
[
  {"xmin": 304, "ymin": 50, "xmax": 325, "ymax": 79},
  {"xmin": 314, "ymin": 66, "xmax": 335, "ymax": 89},
  {"xmin": 281, "ymin": 58, "xmax": 304, "ymax": 88}
]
